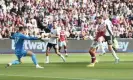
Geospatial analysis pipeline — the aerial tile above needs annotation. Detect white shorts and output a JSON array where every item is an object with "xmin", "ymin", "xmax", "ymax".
[
  {"xmin": 59, "ymin": 41, "xmax": 67, "ymax": 47},
  {"xmin": 91, "ymin": 41, "xmax": 99, "ymax": 48}
]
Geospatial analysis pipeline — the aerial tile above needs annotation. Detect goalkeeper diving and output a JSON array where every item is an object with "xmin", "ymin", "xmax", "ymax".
[{"xmin": 6, "ymin": 27, "xmax": 44, "ymax": 68}]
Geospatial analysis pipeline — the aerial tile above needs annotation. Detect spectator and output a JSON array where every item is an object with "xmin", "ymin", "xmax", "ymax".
[{"xmin": 0, "ymin": 0, "xmax": 133, "ymax": 39}]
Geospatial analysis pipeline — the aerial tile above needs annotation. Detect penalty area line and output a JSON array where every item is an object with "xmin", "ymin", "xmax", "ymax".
[{"xmin": 0, "ymin": 74, "xmax": 101, "ymax": 80}]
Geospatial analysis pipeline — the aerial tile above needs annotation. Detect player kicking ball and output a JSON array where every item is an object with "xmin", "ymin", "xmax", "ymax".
[
  {"xmin": 44, "ymin": 21, "xmax": 66, "ymax": 63},
  {"xmin": 59, "ymin": 27, "xmax": 68, "ymax": 57},
  {"xmin": 6, "ymin": 27, "xmax": 43, "ymax": 68}
]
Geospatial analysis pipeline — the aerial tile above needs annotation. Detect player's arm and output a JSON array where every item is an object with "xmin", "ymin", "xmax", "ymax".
[
  {"xmin": 50, "ymin": 34, "xmax": 59, "ymax": 38},
  {"xmin": 50, "ymin": 33, "xmax": 60, "ymax": 38},
  {"xmin": 10, "ymin": 36, "xmax": 15, "ymax": 39},
  {"xmin": 9, "ymin": 33, "xmax": 15, "ymax": 39},
  {"xmin": 50, "ymin": 30, "xmax": 60, "ymax": 38},
  {"xmin": 20, "ymin": 34, "xmax": 39, "ymax": 40}
]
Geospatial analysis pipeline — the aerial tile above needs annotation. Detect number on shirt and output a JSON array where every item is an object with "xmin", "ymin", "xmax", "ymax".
[{"xmin": 14, "ymin": 37, "xmax": 19, "ymax": 44}]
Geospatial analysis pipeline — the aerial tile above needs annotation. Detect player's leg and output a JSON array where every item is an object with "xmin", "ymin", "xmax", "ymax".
[
  {"xmin": 45, "ymin": 43, "xmax": 52, "ymax": 63},
  {"xmin": 59, "ymin": 46, "xmax": 62, "ymax": 52},
  {"xmin": 59, "ymin": 42, "xmax": 62, "ymax": 52},
  {"xmin": 87, "ymin": 41, "xmax": 99, "ymax": 67},
  {"xmin": 99, "ymin": 41, "xmax": 106, "ymax": 56},
  {"xmin": 106, "ymin": 36, "xmax": 119, "ymax": 63},
  {"xmin": 54, "ymin": 44, "xmax": 66, "ymax": 62},
  {"xmin": 59, "ymin": 41, "xmax": 68, "ymax": 56},
  {"xmin": 87, "ymin": 47, "xmax": 97, "ymax": 67},
  {"xmin": 26, "ymin": 50, "xmax": 44, "ymax": 68},
  {"xmin": 112, "ymin": 38, "xmax": 119, "ymax": 52},
  {"xmin": 6, "ymin": 57, "xmax": 22, "ymax": 68},
  {"xmin": 5, "ymin": 51, "xmax": 22, "ymax": 68},
  {"xmin": 63, "ymin": 41, "xmax": 68, "ymax": 57},
  {"xmin": 89, "ymin": 47, "xmax": 97, "ymax": 63},
  {"xmin": 108, "ymin": 44, "xmax": 119, "ymax": 63},
  {"xmin": 64, "ymin": 46, "xmax": 68, "ymax": 57},
  {"xmin": 112, "ymin": 46, "xmax": 117, "ymax": 52},
  {"xmin": 97, "ymin": 36, "xmax": 106, "ymax": 56}
]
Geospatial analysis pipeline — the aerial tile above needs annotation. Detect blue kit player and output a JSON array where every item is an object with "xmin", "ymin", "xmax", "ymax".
[{"xmin": 6, "ymin": 27, "xmax": 44, "ymax": 68}]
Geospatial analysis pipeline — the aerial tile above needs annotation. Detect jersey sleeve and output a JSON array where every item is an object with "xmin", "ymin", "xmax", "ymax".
[{"xmin": 20, "ymin": 34, "xmax": 38, "ymax": 40}]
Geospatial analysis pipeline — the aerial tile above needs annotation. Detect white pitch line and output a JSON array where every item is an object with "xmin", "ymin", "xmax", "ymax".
[{"xmin": 0, "ymin": 74, "xmax": 101, "ymax": 80}]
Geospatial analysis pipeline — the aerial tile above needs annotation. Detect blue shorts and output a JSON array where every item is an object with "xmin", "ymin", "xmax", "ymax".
[{"xmin": 15, "ymin": 50, "xmax": 27, "ymax": 59}]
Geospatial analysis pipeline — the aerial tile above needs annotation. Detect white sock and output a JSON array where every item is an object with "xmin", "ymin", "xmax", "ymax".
[
  {"xmin": 60, "ymin": 54, "xmax": 66, "ymax": 61},
  {"xmin": 46, "ymin": 56, "xmax": 49, "ymax": 63},
  {"xmin": 36, "ymin": 64, "xmax": 39, "ymax": 67},
  {"xmin": 60, "ymin": 54, "xmax": 64, "ymax": 59},
  {"xmin": 111, "ymin": 49, "xmax": 119, "ymax": 59}
]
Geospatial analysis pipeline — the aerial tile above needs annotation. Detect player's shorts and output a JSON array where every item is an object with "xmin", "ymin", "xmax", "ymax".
[
  {"xmin": 90, "ymin": 41, "xmax": 99, "ymax": 48},
  {"xmin": 15, "ymin": 50, "xmax": 27, "ymax": 59},
  {"xmin": 59, "ymin": 41, "xmax": 67, "ymax": 47},
  {"xmin": 47, "ymin": 43, "xmax": 58, "ymax": 49},
  {"xmin": 104, "ymin": 36, "xmax": 113, "ymax": 45}
]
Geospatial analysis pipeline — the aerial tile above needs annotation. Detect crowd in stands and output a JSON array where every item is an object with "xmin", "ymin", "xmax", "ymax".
[{"xmin": 0, "ymin": 0, "xmax": 133, "ymax": 39}]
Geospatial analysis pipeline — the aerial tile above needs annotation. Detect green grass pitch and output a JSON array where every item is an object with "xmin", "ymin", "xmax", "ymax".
[{"xmin": 0, "ymin": 53, "xmax": 133, "ymax": 80}]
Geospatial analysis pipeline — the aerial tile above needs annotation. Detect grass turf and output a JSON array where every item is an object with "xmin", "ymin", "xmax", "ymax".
[{"xmin": 0, "ymin": 53, "xmax": 133, "ymax": 80}]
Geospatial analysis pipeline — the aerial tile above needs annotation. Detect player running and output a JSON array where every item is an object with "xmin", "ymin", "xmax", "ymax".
[
  {"xmin": 101, "ymin": 14, "xmax": 119, "ymax": 62},
  {"xmin": 87, "ymin": 16, "xmax": 107, "ymax": 67},
  {"xmin": 58, "ymin": 27, "xmax": 68, "ymax": 57},
  {"xmin": 6, "ymin": 27, "xmax": 43, "ymax": 68},
  {"xmin": 87, "ymin": 15, "xmax": 119, "ymax": 67},
  {"xmin": 45, "ymin": 21, "xmax": 66, "ymax": 63}
]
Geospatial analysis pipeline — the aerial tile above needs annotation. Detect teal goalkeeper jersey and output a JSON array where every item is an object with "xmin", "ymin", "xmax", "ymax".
[{"xmin": 11, "ymin": 32, "xmax": 38, "ymax": 51}]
